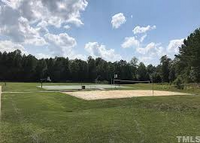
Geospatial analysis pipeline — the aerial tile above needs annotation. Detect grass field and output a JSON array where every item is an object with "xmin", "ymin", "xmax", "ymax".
[{"xmin": 1, "ymin": 82, "xmax": 200, "ymax": 143}]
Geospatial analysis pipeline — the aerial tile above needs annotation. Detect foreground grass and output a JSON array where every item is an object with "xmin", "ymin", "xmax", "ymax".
[
  {"xmin": 1, "ymin": 82, "xmax": 200, "ymax": 143},
  {"xmin": 1, "ymin": 94, "xmax": 200, "ymax": 142}
]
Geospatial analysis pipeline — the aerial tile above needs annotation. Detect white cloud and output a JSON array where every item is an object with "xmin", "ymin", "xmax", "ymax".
[
  {"xmin": 136, "ymin": 42, "xmax": 156, "ymax": 55},
  {"xmin": 40, "ymin": 0, "xmax": 88, "ymax": 27},
  {"xmin": 167, "ymin": 39, "xmax": 183, "ymax": 54},
  {"xmin": 136, "ymin": 39, "xmax": 183, "ymax": 65},
  {"xmin": 0, "ymin": 40, "xmax": 28, "ymax": 54},
  {"xmin": 1, "ymin": 0, "xmax": 21, "ymax": 9},
  {"xmin": 44, "ymin": 33, "xmax": 77, "ymax": 57},
  {"xmin": 36, "ymin": 20, "xmax": 49, "ymax": 34},
  {"xmin": 138, "ymin": 52, "xmax": 162, "ymax": 65},
  {"xmin": 85, "ymin": 42, "xmax": 122, "ymax": 61},
  {"xmin": 0, "ymin": 0, "xmax": 88, "ymax": 41},
  {"xmin": 121, "ymin": 24, "xmax": 165, "ymax": 65},
  {"xmin": 66, "ymin": 17, "xmax": 83, "ymax": 27},
  {"xmin": 121, "ymin": 25, "xmax": 156, "ymax": 49},
  {"xmin": 18, "ymin": 17, "xmax": 47, "ymax": 46},
  {"xmin": 137, "ymin": 45, "xmax": 164, "ymax": 65},
  {"xmin": 156, "ymin": 46, "xmax": 165, "ymax": 56},
  {"xmin": 64, "ymin": 25, "xmax": 71, "ymax": 30},
  {"xmin": 36, "ymin": 53, "xmax": 51, "ymax": 59},
  {"xmin": 0, "ymin": 0, "xmax": 88, "ymax": 26},
  {"xmin": 139, "ymin": 55, "xmax": 154, "ymax": 64},
  {"xmin": 111, "ymin": 13, "xmax": 126, "ymax": 29},
  {"xmin": 0, "ymin": 5, "xmax": 45, "ymax": 45},
  {"xmin": 73, "ymin": 53, "xmax": 87, "ymax": 60},
  {"xmin": 121, "ymin": 36, "xmax": 140, "ymax": 48},
  {"xmin": 0, "ymin": 0, "xmax": 88, "ymax": 59},
  {"xmin": 140, "ymin": 34, "xmax": 147, "ymax": 42},
  {"xmin": 136, "ymin": 42, "xmax": 164, "ymax": 56},
  {"xmin": 36, "ymin": 50, "xmax": 87, "ymax": 60},
  {"xmin": 121, "ymin": 22, "xmax": 183, "ymax": 65},
  {"xmin": 133, "ymin": 25, "xmax": 156, "ymax": 34}
]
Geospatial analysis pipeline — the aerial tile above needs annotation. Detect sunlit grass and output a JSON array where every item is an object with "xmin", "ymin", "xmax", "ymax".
[{"xmin": 1, "ymin": 82, "xmax": 200, "ymax": 143}]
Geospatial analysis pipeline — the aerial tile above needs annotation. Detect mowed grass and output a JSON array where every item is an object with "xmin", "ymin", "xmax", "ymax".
[
  {"xmin": 1, "ymin": 83, "xmax": 200, "ymax": 143},
  {"xmin": 0, "ymin": 82, "xmax": 94, "ymax": 92},
  {"xmin": 124, "ymin": 83, "xmax": 200, "ymax": 95},
  {"xmin": 1, "ymin": 82, "xmax": 43, "ymax": 92},
  {"xmin": 2, "ymin": 82, "xmax": 199, "ymax": 95}
]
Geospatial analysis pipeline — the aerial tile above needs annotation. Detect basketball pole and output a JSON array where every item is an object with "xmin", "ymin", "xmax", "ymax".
[
  {"xmin": 40, "ymin": 78, "xmax": 43, "ymax": 88},
  {"xmin": 40, "ymin": 77, "xmax": 51, "ymax": 88},
  {"xmin": 113, "ymin": 78, "xmax": 116, "ymax": 89},
  {"xmin": 113, "ymin": 74, "xmax": 118, "ymax": 89}
]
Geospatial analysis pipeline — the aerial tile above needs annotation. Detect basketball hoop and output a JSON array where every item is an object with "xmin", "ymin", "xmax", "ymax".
[{"xmin": 47, "ymin": 76, "xmax": 51, "ymax": 82}]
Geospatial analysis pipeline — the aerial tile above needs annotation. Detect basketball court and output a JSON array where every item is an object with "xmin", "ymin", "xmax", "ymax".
[{"xmin": 40, "ymin": 84, "xmax": 131, "ymax": 90}]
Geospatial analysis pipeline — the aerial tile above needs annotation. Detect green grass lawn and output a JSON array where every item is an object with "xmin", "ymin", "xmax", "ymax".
[
  {"xmin": 124, "ymin": 83, "xmax": 200, "ymax": 95},
  {"xmin": 0, "ymin": 82, "xmax": 99, "ymax": 92},
  {"xmin": 1, "ymin": 83, "xmax": 200, "ymax": 143}
]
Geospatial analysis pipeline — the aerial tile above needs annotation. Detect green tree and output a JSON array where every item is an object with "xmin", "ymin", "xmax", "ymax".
[
  {"xmin": 87, "ymin": 56, "xmax": 96, "ymax": 82},
  {"xmin": 176, "ymin": 28, "xmax": 200, "ymax": 82},
  {"xmin": 160, "ymin": 55, "xmax": 172, "ymax": 82},
  {"xmin": 137, "ymin": 62, "xmax": 148, "ymax": 81},
  {"xmin": 22, "ymin": 54, "xmax": 37, "ymax": 81},
  {"xmin": 130, "ymin": 57, "xmax": 138, "ymax": 80},
  {"xmin": 35, "ymin": 59, "xmax": 47, "ymax": 81}
]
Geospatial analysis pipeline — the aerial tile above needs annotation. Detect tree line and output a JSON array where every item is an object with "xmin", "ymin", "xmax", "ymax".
[{"xmin": 0, "ymin": 28, "xmax": 199, "ymax": 84}]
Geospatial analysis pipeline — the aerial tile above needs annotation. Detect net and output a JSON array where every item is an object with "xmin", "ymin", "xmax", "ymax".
[
  {"xmin": 112, "ymin": 79, "xmax": 154, "ymax": 96},
  {"xmin": 113, "ymin": 79, "xmax": 150, "ymax": 84}
]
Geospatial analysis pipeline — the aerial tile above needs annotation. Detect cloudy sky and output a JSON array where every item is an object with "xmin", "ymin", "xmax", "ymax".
[{"xmin": 0, "ymin": 0, "xmax": 200, "ymax": 65}]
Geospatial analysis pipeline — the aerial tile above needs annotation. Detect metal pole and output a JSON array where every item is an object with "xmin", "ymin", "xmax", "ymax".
[
  {"xmin": 152, "ymin": 79, "xmax": 154, "ymax": 96},
  {"xmin": 41, "ymin": 81, "xmax": 43, "ymax": 88},
  {"xmin": 113, "ymin": 79, "xmax": 116, "ymax": 88}
]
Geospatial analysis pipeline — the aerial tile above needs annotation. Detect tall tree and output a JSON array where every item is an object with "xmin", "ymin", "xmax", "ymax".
[
  {"xmin": 87, "ymin": 56, "xmax": 96, "ymax": 82},
  {"xmin": 176, "ymin": 28, "xmax": 200, "ymax": 82},
  {"xmin": 137, "ymin": 62, "xmax": 148, "ymax": 81},
  {"xmin": 35, "ymin": 59, "xmax": 47, "ymax": 81},
  {"xmin": 160, "ymin": 55, "xmax": 171, "ymax": 82},
  {"xmin": 130, "ymin": 57, "xmax": 138, "ymax": 80},
  {"xmin": 21, "ymin": 54, "xmax": 37, "ymax": 81}
]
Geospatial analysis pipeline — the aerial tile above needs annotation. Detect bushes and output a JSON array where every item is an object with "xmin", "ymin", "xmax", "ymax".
[{"xmin": 174, "ymin": 77, "xmax": 184, "ymax": 89}]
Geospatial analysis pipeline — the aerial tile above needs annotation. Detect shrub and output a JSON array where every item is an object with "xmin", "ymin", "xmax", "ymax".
[{"xmin": 174, "ymin": 77, "xmax": 184, "ymax": 89}]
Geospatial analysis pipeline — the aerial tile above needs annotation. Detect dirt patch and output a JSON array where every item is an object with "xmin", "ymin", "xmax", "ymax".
[{"xmin": 64, "ymin": 90, "xmax": 190, "ymax": 100}]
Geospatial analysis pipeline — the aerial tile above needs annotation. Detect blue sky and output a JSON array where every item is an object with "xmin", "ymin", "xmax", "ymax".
[{"xmin": 0, "ymin": 0, "xmax": 200, "ymax": 65}]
